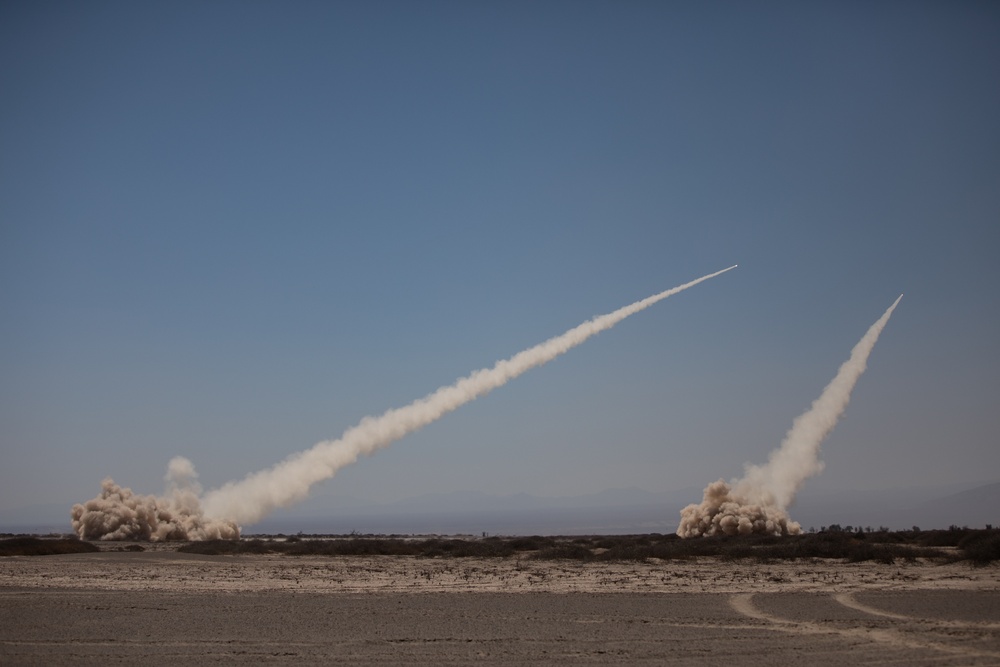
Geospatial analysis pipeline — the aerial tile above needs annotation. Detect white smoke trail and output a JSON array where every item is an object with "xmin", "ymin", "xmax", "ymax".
[
  {"xmin": 677, "ymin": 294, "xmax": 903, "ymax": 538},
  {"xmin": 201, "ymin": 266, "xmax": 738, "ymax": 526}
]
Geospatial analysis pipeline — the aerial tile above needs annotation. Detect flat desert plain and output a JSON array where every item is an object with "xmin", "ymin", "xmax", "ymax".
[{"xmin": 2, "ymin": 548, "xmax": 999, "ymax": 665}]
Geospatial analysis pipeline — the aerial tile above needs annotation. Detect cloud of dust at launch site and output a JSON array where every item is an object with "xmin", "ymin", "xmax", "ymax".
[
  {"xmin": 72, "ymin": 265, "xmax": 736, "ymax": 540},
  {"xmin": 71, "ymin": 457, "xmax": 239, "ymax": 541},
  {"xmin": 677, "ymin": 294, "xmax": 903, "ymax": 538}
]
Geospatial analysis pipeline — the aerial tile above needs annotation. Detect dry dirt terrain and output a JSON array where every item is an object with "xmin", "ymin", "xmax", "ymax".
[{"xmin": 2, "ymin": 550, "xmax": 999, "ymax": 665}]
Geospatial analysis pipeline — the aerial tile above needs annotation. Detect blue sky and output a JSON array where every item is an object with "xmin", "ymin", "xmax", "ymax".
[{"xmin": 2, "ymin": 2, "xmax": 998, "ymax": 521}]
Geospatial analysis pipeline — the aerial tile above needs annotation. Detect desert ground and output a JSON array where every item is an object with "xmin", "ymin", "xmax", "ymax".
[{"xmin": 2, "ymin": 543, "xmax": 999, "ymax": 665}]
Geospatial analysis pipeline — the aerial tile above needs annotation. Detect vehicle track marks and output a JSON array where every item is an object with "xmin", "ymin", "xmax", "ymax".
[
  {"xmin": 833, "ymin": 592, "xmax": 1000, "ymax": 630},
  {"xmin": 730, "ymin": 593, "xmax": 1000, "ymax": 662}
]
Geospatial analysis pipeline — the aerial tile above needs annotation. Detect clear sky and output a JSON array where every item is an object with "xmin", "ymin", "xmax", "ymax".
[{"xmin": 2, "ymin": 2, "xmax": 998, "ymax": 521}]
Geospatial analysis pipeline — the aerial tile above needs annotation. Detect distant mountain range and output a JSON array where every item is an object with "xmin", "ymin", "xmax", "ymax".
[{"xmin": 3, "ymin": 482, "xmax": 997, "ymax": 536}]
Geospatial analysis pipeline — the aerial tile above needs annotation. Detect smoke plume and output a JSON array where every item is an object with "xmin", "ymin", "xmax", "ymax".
[
  {"xmin": 71, "ymin": 457, "xmax": 239, "ymax": 541},
  {"xmin": 677, "ymin": 294, "xmax": 902, "ymax": 538},
  {"xmin": 73, "ymin": 266, "xmax": 736, "ymax": 539},
  {"xmin": 202, "ymin": 265, "xmax": 736, "ymax": 525}
]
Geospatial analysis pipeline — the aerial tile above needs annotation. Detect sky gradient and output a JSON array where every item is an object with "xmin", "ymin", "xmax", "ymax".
[{"xmin": 2, "ymin": 2, "xmax": 998, "ymax": 524}]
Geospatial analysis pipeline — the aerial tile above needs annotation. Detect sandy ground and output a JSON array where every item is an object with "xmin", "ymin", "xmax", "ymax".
[{"xmin": 2, "ymin": 552, "xmax": 999, "ymax": 664}]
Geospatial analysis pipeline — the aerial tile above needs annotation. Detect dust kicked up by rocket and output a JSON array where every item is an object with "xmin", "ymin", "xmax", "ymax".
[
  {"xmin": 676, "ymin": 294, "xmax": 903, "ymax": 538},
  {"xmin": 72, "ymin": 265, "xmax": 736, "ymax": 540}
]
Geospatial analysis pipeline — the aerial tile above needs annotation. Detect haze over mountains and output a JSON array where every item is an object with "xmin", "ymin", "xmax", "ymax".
[{"xmin": 3, "ymin": 482, "xmax": 997, "ymax": 537}]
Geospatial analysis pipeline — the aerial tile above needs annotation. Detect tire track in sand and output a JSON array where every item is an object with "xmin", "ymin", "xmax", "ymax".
[
  {"xmin": 729, "ymin": 593, "xmax": 1000, "ymax": 662},
  {"xmin": 833, "ymin": 592, "xmax": 1000, "ymax": 630}
]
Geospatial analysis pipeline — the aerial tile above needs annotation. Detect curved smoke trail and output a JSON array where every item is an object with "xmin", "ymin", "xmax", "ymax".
[
  {"xmin": 201, "ymin": 265, "xmax": 737, "ymax": 526},
  {"xmin": 677, "ymin": 294, "xmax": 902, "ymax": 538}
]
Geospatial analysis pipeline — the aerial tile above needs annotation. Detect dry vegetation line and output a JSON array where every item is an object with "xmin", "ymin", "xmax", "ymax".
[
  {"xmin": 833, "ymin": 592, "xmax": 1000, "ymax": 630},
  {"xmin": 729, "ymin": 593, "xmax": 1000, "ymax": 661}
]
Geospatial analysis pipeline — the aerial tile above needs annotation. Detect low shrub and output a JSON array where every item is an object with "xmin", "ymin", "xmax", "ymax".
[
  {"xmin": 914, "ymin": 528, "xmax": 974, "ymax": 548},
  {"xmin": 532, "ymin": 543, "xmax": 595, "ymax": 561},
  {"xmin": 0, "ymin": 537, "xmax": 99, "ymax": 557},
  {"xmin": 959, "ymin": 530, "xmax": 1000, "ymax": 564},
  {"xmin": 507, "ymin": 536, "xmax": 555, "ymax": 551},
  {"xmin": 168, "ymin": 528, "xmax": 990, "ymax": 562},
  {"xmin": 287, "ymin": 538, "xmax": 418, "ymax": 556},
  {"xmin": 418, "ymin": 538, "xmax": 514, "ymax": 558}
]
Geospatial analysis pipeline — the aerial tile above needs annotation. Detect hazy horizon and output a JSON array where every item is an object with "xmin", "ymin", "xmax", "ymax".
[{"xmin": 4, "ymin": 479, "xmax": 997, "ymax": 538}]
